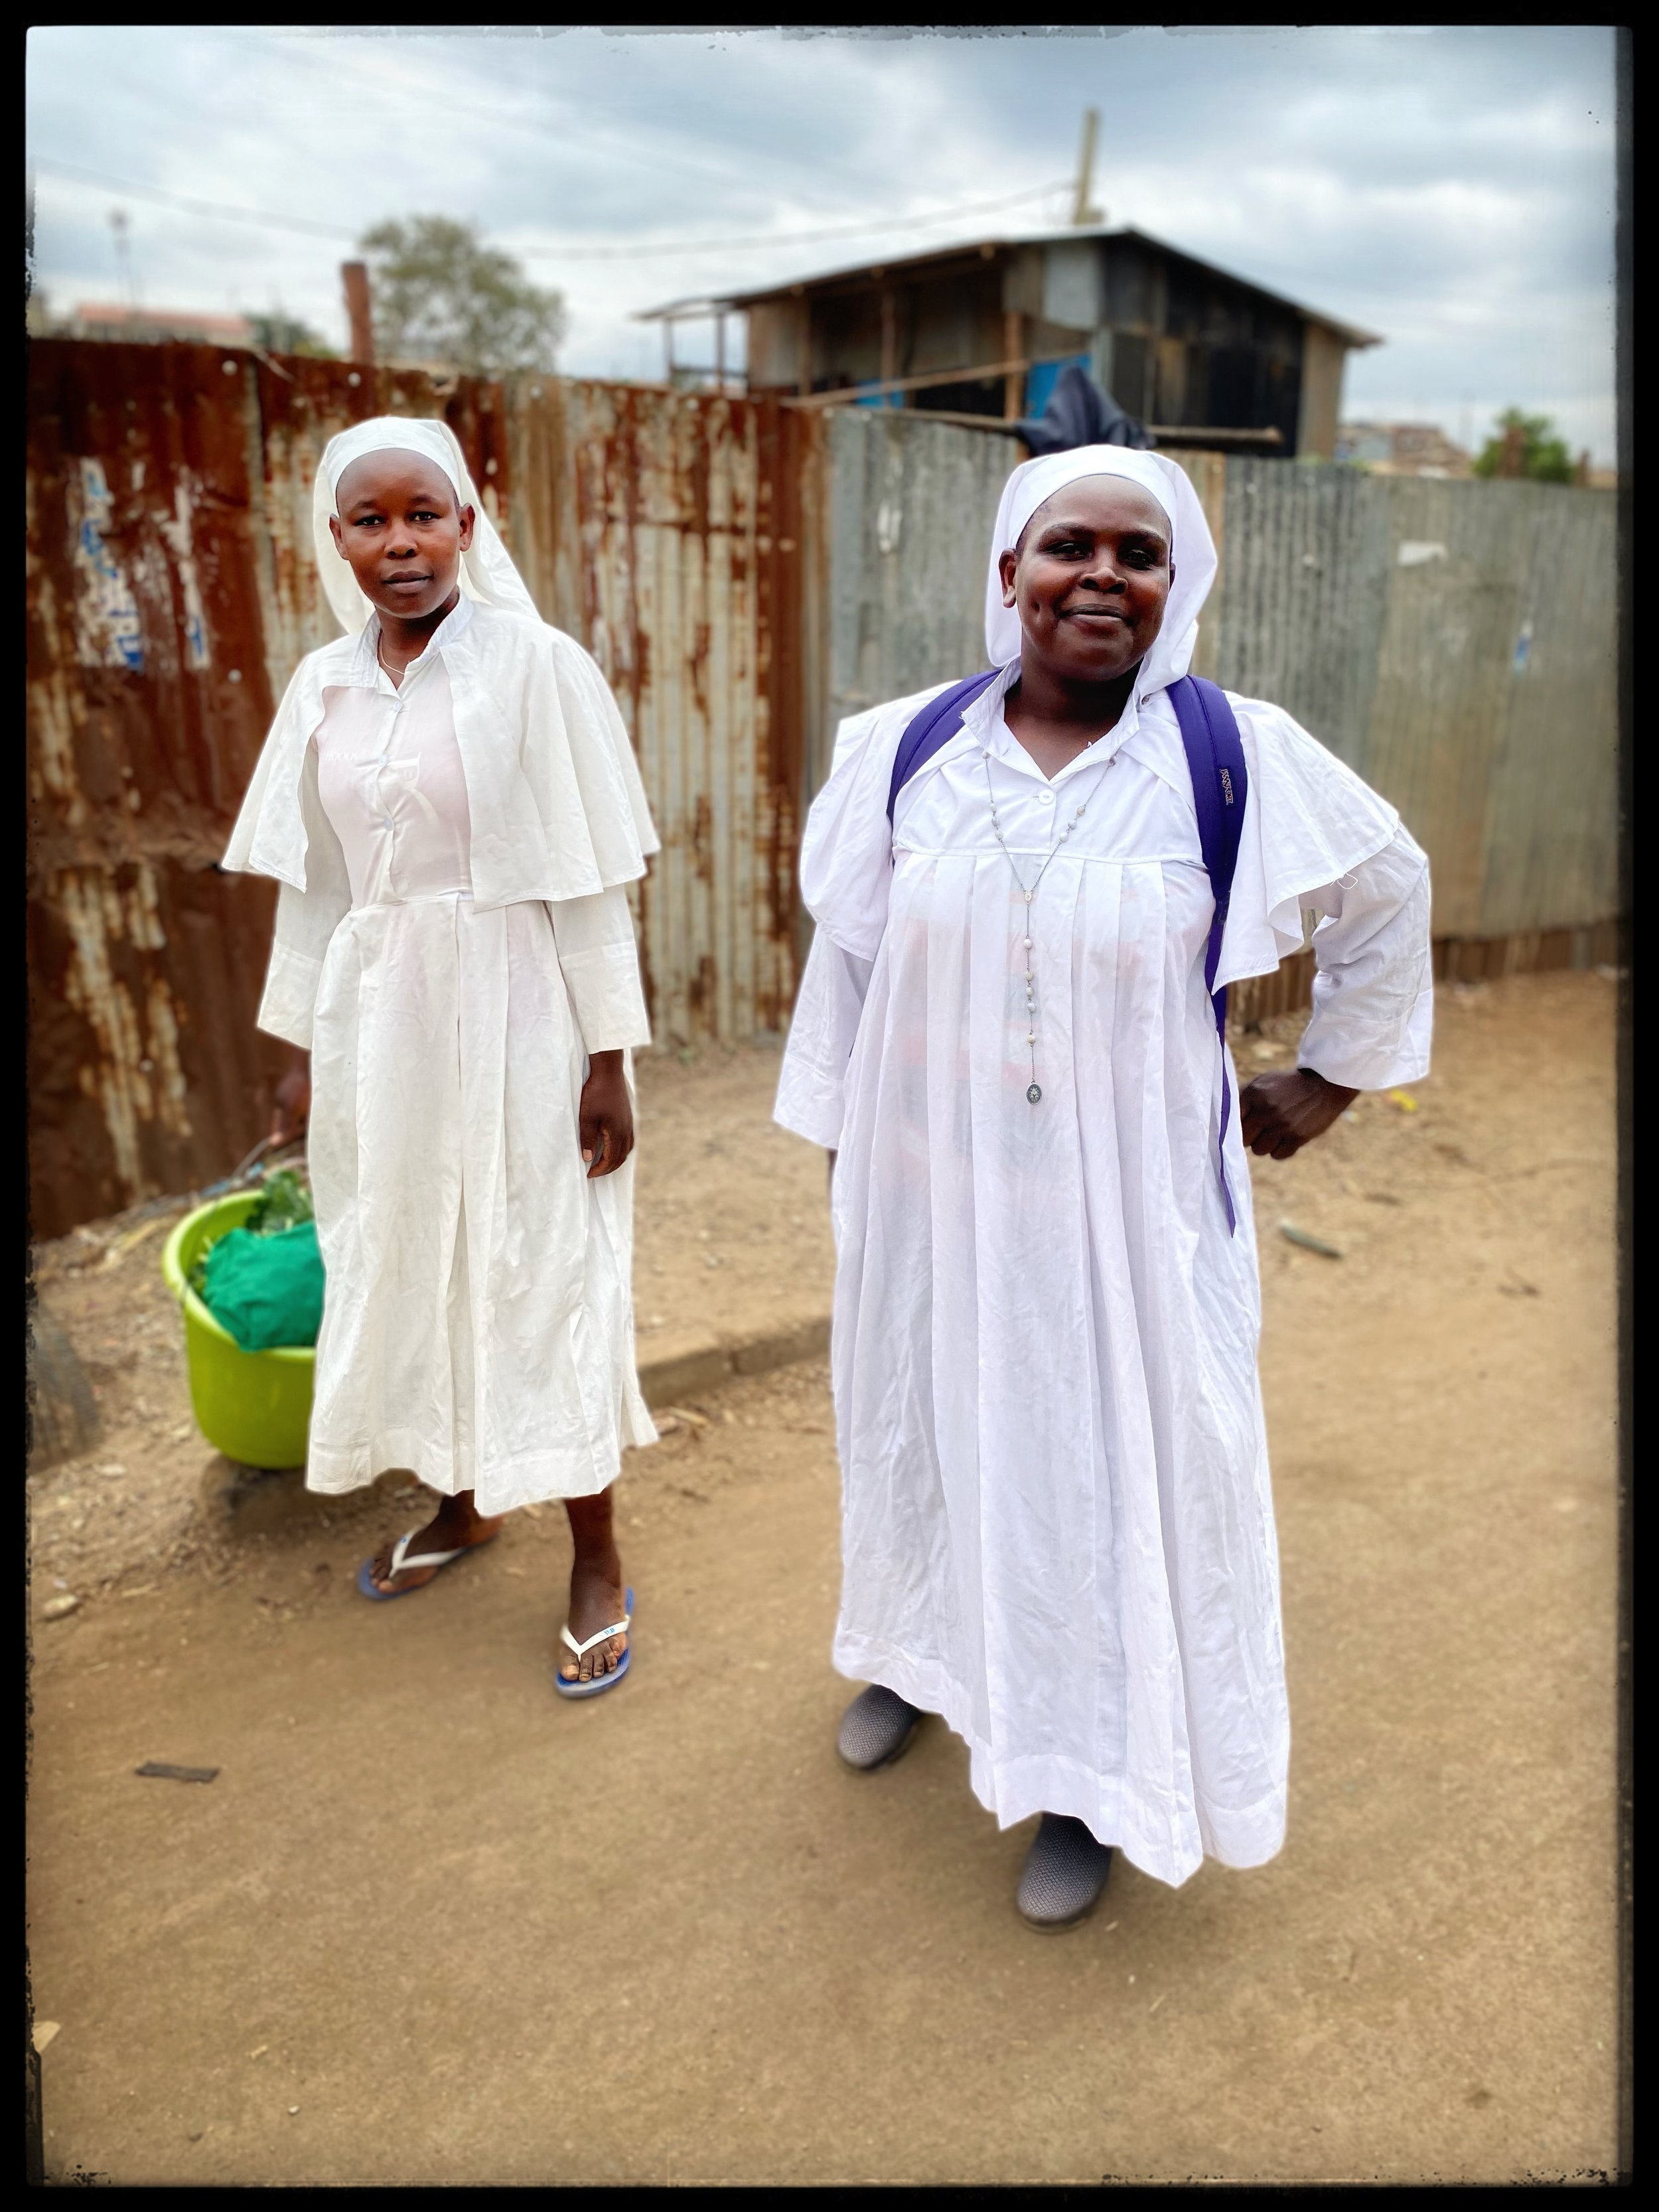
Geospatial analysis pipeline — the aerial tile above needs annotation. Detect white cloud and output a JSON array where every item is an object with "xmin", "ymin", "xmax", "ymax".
[{"xmin": 25, "ymin": 24, "xmax": 1621, "ymax": 461}]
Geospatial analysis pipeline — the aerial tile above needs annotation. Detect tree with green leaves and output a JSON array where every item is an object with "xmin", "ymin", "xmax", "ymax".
[
  {"xmin": 1472, "ymin": 407, "xmax": 1575, "ymax": 484},
  {"xmin": 358, "ymin": 216, "xmax": 567, "ymax": 376},
  {"xmin": 250, "ymin": 311, "xmax": 335, "ymax": 359}
]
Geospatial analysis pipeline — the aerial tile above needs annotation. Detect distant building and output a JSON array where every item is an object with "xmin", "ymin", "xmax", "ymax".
[
  {"xmin": 1335, "ymin": 421, "xmax": 1473, "ymax": 478},
  {"xmin": 53, "ymin": 302, "xmax": 255, "ymax": 347},
  {"xmin": 643, "ymin": 225, "xmax": 1380, "ymax": 459}
]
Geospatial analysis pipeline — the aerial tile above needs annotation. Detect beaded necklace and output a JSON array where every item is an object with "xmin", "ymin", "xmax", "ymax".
[{"xmin": 980, "ymin": 742, "xmax": 1116, "ymax": 1103}]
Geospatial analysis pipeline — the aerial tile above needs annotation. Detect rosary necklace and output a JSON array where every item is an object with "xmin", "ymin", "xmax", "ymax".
[{"xmin": 981, "ymin": 745, "xmax": 1116, "ymax": 1102}]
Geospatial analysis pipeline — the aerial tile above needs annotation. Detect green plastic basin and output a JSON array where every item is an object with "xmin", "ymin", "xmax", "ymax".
[{"xmin": 162, "ymin": 1193, "xmax": 315, "ymax": 1470}]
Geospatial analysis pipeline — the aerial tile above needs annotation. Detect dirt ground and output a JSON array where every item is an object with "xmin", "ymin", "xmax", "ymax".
[
  {"xmin": 26, "ymin": 973, "xmax": 1622, "ymax": 2184},
  {"xmin": 27, "ymin": 1037, "xmax": 833, "ymax": 1603}
]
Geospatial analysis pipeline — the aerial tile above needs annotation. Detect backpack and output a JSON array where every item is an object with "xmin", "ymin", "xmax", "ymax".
[{"xmin": 886, "ymin": 671, "xmax": 1249, "ymax": 1232}]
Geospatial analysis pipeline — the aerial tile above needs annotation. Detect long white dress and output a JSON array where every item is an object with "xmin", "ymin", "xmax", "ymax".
[
  {"xmin": 775, "ymin": 662, "xmax": 1432, "ymax": 1889},
  {"xmin": 293, "ymin": 601, "xmax": 656, "ymax": 1514}
]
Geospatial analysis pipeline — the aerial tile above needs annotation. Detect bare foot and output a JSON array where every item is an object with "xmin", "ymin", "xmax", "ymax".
[{"xmin": 366, "ymin": 1491, "xmax": 502, "ymax": 1595}]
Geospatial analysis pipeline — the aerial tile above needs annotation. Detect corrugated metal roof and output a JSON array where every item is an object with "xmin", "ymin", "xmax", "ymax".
[{"xmin": 644, "ymin": 224, "xmax": 1382, "ymax": 348}]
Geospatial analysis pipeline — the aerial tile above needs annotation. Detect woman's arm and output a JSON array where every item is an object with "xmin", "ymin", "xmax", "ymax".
[
  {"xmin": 775, "ymin": 928, "xmax": 873, "ymax": 1159},
  {"xmin": 1238, "ymin": 825, "xmax": 1431, "ymax": 1160},
  {"xmin": 546, "ymin": 887, "xmax": 650, "ymax": 1180}
]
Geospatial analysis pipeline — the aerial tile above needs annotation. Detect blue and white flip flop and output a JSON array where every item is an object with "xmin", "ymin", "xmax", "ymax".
[
  {"xmin": 554, "ymin": 1587, "xmax": 633, "ymax": 1698},
  {"xmin": 356, "ymin": 1528, "xmax": 497, "ymax": 1602}
]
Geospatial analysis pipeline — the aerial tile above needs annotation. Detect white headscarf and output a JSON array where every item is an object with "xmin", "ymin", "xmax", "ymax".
[
  {"xmin": 983, "ymin": 445, "xmax": 1218, "ymax": 693},
  {"xmin": 313, "ymin": 415, "xmax": 541, "ymax": 636}
]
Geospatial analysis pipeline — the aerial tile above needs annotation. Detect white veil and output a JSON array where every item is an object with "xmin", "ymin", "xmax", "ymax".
[
  {"xmin": 982, "ymin": 445, "xmax": 1218, "ymax": 690},
  {"xmin": 311, "ymin": 415, "xmax": 540, "ymax": 636}
]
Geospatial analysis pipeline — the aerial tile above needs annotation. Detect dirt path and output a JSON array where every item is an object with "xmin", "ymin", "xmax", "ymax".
[
  {"xmin": 27, "ymin": 1037, "xmax": 833, "ymax": 1601},
  {"xmin": 27, "ymin": 975, "xmax": 1621, "ymax": 2184}
]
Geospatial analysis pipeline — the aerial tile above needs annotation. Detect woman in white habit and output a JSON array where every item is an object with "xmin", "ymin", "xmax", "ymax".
[
  {"xmin": 775, "ymin": 446, "xmax": 1433, "ymax": 1923},
  {"xmin": 224, "ymin": 417, "xmax": 658, "ymax": 1696}
]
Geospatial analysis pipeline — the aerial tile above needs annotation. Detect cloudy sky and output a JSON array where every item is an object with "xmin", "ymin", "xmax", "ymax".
[{"xmin": 26, "ymin": 25, "xmax": 1620, "ymax": 463}]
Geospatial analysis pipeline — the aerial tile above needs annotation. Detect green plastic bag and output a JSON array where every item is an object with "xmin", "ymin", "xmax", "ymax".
[{"xmin": 200, "ymin": 1220, "xmax": 325, "ymax": 1352}]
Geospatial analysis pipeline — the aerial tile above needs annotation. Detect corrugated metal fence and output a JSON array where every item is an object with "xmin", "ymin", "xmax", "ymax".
[
  {"xmin": 27, "ymin": 340, "xmax": 818, "ymax": 1238},
  {"xmin": 820, "ymin": 411, "xmax": 1621, "ymax": 1016},
  {"xmin": 503, "ymin": 381, "xmax": 820, "ymax": 1045},
  {"xmin": 27, "ymin": 349, "xmax": 1619, "ymax": 1236}
]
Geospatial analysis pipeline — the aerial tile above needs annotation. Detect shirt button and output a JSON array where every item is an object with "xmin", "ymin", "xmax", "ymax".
[{"xmin": 1039, "ymin": 789, "xmax": 1056, "ymax": 806}]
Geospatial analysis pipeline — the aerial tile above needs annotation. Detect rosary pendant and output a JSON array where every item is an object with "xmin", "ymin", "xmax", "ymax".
[{"xmin": 983, "ymin": 751, "xmax": 1112, "ymax": 1117}]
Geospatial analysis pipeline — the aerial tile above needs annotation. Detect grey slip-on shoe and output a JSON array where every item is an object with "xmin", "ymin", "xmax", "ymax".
[
  {"xmin": 837, "ymin": 1684, "xmax": 924, "ymax": 1771},
  {"xmin": 1017, "ymin": 1812, "xmax": 1116, "ymax": 1930}
]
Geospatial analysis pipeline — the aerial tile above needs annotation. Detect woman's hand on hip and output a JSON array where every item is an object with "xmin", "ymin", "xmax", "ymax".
[
  {"xmin": 1238, "ymin": 1067, "xmax": 1358, "ymax": 1161},
  {"xmin": 579, "ymin": 1051, "xmax": 634, "ymax": 1178}
]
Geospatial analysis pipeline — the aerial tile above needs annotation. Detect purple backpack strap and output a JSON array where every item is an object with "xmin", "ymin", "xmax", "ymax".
[
  {"xmin": 887, "ymin": 671, "xmax": 1001, "ymax": 823},
  {"xmin": 1167, "ymin": 675, "xmax": 1250, "ymax": 1234}
]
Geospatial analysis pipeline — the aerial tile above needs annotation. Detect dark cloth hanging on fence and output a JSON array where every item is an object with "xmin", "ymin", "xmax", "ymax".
[{"xmin": 1016, "ymin": 364, "xmax": 1153, "ymax": 455}]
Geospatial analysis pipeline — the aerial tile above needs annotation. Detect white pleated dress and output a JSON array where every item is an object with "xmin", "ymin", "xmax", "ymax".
[
  {"xmin": 301, "ymin": 607, "xmax": 656, "ymax": 1514},
  {"xmin": 776, "ymin": 664, "xmax": 1433, "ymax": 1888}
]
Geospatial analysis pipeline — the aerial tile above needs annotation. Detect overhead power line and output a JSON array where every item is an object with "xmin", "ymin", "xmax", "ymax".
[
  {"xmin": 516, "ymin": 183, "xmax": 1072, "ymax": 259},
  {"xmin": 29, "ymin": 157, "xmax": 1071, "ymax": 261},
  {"xmin": 31, "ymin": 159, "xmax": 359, "ymax": 242}
]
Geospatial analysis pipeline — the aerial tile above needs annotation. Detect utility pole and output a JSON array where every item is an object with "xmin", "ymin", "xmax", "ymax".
[
  {"xmin": 342, "ymin": 261, "xmax": 375, "ymax": 366},
  {"xmin": 1071, "ymin": 108, "xmax": 1104, "ymax": 227},
  {"xmin": 110, "ymin": 208, "xmax": 136, "ymax": 307}
]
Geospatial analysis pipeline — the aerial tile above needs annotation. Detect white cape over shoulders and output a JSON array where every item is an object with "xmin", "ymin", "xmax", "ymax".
[
  {"xmin": 223, "ymin": 603, "xmax": 659, "ymax": 1050},
  {"xmin": 799, "ymin": 672, "xmax": 1406, "ymax": 986}
]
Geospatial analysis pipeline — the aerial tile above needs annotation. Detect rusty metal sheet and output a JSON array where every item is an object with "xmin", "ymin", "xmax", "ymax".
[
  {"xmin": 501, "ymin": 378, "xmax": 810, "ymax": 1047},
  {"xmin": 27, "ymin": 858, "xmax": 283, "ymax": 1234},
  {"xmin": 31, "ymin": 338, "xmax": 1615, "ymax": 1240},
  {"xmin": 29, "ymin": 340, "xmax": 291, "ymax": 1240},
  {"xmin": 27, "ymin": 342, "xmax": 520, "ymax": 1236},
  {"xmin": 29, "ymin": 340, "xmax": 817, "ymax": 1236}
]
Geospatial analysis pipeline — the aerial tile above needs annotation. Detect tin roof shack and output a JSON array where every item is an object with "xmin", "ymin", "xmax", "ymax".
[{"xmin": 646, "ymin": 227, "xmax": 1378, "ymax": 458}]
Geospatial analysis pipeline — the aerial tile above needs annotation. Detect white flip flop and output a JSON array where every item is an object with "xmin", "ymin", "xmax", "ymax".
[
  {"xmin": 357, "ymin": 1527, "xmax": 497, "ymax": 1601},
  {"xmin": 555, "ymin": 1587, "xmax": 633, "ymax": 1698}
]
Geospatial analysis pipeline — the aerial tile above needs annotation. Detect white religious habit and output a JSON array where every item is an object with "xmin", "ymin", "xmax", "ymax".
[
  {"xmin": 775, "ymin": 446, "xmax": 1433, "ymax": 1889},
  {"xmin": 223, "ymin": 417, "xmax": 660, "ymax": 1515}
]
